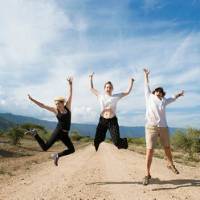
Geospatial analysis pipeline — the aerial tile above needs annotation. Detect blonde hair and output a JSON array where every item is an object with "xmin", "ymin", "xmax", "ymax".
[{"xmin": 54, "ymin": 96, "xmax": 65, "ymax": 102}]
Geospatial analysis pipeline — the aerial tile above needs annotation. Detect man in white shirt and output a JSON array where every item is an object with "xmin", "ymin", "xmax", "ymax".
[{"xmin": 143, "ymin": 68, "xmax": 184, "ymax": 185}]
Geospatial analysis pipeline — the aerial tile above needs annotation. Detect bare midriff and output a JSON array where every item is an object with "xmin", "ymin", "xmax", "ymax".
[{"xmin": 100, "ymin": 108, "xmax": 115, "ymax": 119}]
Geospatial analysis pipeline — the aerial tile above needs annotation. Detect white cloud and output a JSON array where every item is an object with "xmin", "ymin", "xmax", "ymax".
[
  {"xmin": 0, "ymin": 0, "xmax": 199, "ymax": 129},
  {"xmin": 0, "ymin": 0, "xmax": 71, "ymax": 68}
]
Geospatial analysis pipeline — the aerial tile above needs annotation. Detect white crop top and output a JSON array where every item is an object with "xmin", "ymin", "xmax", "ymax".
[{"xmin": 98, "ymin": 93, "xmax": 124, "ymax": 115}]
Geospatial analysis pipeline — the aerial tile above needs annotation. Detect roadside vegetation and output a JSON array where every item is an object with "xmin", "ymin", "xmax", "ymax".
[
  {"xmin": 128, "ymin": 128, "xmax": 200, "ymax": 166},
  {"xmin": 0, "ymin": 124, "xmax": 199, "ymax": 178},
  {"xmin": 0, "ymin": 124, "xmax": 92, "ymax": 177}
]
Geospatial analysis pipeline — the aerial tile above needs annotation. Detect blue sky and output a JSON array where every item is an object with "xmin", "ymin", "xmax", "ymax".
[{"xmin": 0, "ymin": 0, "xmax": 199, "ymax": 128}]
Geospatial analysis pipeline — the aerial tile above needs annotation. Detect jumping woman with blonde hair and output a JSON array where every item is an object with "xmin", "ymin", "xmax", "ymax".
[
  {"xmin": 89, "ymin": 72, "xmax": 134, "ymax": 151},
  {"xmin": 26, "ymin": 77, "xmax": 75, "ymax": 166}
]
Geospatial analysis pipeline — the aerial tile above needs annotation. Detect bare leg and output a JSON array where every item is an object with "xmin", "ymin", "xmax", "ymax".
[
  {"xmin": 164, "ymin": 146, "xmax": 179, "ymax": 174},
  {"xmin": 164, "ymin": 146, "xmax": 173, "ymax": 166},
  {"xmin": 146, "ymin": 148, "xmax": 154, "ymax": 176}
]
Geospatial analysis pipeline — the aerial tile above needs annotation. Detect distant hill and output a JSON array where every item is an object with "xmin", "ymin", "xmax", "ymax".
[
  {"xmin": 0, "ymin": 113, "xmax": 179, "ymax": 138},
  {"xmin": 0, "ymin": 116, "xmax": 15, "ymax": 131},
  {"xmin": 0, "ymin": 113, "xmax": 57, "ymax": 130}
]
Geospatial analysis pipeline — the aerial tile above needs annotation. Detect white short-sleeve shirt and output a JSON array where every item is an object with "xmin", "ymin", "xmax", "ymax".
[
  {"xmin": 98, "ymin": 93, "xmax": 124, "ymax": 116},
  {"xmin": 145, "ymin": 83, "xmax": 176, "ymax": 127}
]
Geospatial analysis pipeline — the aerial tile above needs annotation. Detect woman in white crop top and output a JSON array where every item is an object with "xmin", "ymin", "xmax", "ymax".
[{"xmin": 89, "ymin": 72, "xmax": 134, "ymax": 151}]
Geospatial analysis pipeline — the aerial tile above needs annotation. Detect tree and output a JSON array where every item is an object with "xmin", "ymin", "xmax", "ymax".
[
  {"xmin": 7, "ymin": 123, "xmax": 48, "ymax": 145},
  {"xmin": 8, "ymin": 126, "xmax": 25, "ymax": 145}
]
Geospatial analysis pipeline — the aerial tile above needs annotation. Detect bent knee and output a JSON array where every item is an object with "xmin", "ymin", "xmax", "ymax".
[{"xmin": 42, "ymin": 147, "xmax": 48, "ymax": 151}]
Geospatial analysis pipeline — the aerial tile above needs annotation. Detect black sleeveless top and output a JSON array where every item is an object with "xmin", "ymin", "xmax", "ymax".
[{"xmin": 56, "ymin": 106, "xmax": 71, "ymax": 131}]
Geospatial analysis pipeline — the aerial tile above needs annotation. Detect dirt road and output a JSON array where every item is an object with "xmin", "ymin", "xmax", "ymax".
[{"xmin": 0, "ymin": 143, "xmax": 199, "ymax": 200}]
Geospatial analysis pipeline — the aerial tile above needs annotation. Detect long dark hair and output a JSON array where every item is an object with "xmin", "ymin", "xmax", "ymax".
[{"xmin": 152, "ymin": 87, "xmax": 166, "ymax": 97}]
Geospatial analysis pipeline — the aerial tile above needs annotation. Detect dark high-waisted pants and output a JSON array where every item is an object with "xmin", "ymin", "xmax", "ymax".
[
  {"xmin": 94, "ymin": 116, "xmax": 128, "ymax": 151},
  {"xmin": 34, "ymin": 127, "xmax": 75, "ymax": 157}
]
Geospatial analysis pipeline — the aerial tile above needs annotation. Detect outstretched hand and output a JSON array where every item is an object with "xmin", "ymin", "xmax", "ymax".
[
  {"xmin": 67, "ymin": 76, "xmax": 73, "ymax": 85},
  {"xmin": 175, "ymin": 90, "xmax": 184, "ymax": 99},
  {"xmin": 143, "ymin": 68, "xmax": 150, "ymax": 75},
  {"xmin": 28, "ymin": 94, "xmax": 33, "ymax": 101},
  {"xmin": 178, "ymin": 90, "xmax": 185, "ymax": 97}
]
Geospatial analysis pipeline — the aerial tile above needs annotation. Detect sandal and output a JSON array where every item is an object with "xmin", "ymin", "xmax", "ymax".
[{"xmin": 143, "ymin": 175, "xmax": 151, "ymax": 185}]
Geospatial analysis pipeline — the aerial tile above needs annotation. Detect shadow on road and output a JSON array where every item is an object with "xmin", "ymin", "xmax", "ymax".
[
  {"xmin": 0, "ymin": 149, "xmax": 16, "ymax": 157},
  {"xmin": 88, "ymin": 178, "xmax": 200, "ymax": 190},
  {"xmin": 151, "ymin": 178, "xmax": 200, "ymax": 191},
  {"xmin": 87, "ymin": 181, "xmax": 141, "ymax": 186}
]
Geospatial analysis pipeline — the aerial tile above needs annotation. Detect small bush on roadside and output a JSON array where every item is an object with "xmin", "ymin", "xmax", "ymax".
[
  {"xmin": 7, "ymin": 123, "xmax": 48, "ymax": 145},
  {"xmin": 7, "ymin": 126, "xmax": 25, "ymax": 145},
  {"xmin": 171, "ymin": 128, "xmax": 200, "ymax": 159},
  {"xmin": 0, "ymin": 130, "xmax": 4, "ymax": 136},
  {"xmin": 80, "ymin": 136, "xmax": 92, "ymax": 143},
  {"xmin": 70, "ymin": 131, "xmax": 82, "ymax": 141},
  {"xmin": 128, "ymin": 137, "xmax": 145, "ymax": 146}
]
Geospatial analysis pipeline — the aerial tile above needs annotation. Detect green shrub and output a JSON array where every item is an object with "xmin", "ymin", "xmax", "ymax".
[
  {"xmin": 128, "ymin": 137, "xmax": 145, "ymax": 146},
  {"xmin": 105, "ymin": 138, "xmax": 112, "ymax": 143},
  {"xmin": 0, "ymin": 130, "xmax": 4, "ymax": 136},
  {"xmin": 80, "ymin": 136, "xmax": 92, "ymax": 143},
  {"xmin": 7, "ymin": 123, "xmax": 48, "ymax": 145},
  {"xmin": 70, "ymin": 131, "xmax": 82, "ymax": 141},
  {"xmin": 8, "ymin": 126, "xmax": 25, "ymax": 145},
  {"xmin": 171, "ymin": 128, "xmax": 200, "ymax": 158}
]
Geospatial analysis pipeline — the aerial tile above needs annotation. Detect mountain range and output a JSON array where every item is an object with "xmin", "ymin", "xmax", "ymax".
[{"xmin": 0, "ymin": 113, "xmax": 180, "ymax": 138}]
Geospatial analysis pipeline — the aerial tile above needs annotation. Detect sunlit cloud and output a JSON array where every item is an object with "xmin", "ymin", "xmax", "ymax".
[{"xmin": 0, "ymin": 0, "xmax": 199, "ymax": 128}]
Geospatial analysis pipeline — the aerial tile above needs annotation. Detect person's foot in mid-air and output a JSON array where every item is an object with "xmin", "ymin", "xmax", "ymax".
[
  {"xmin": 167, "ymin": 164, "xmax": 180, "ymax": 174},
  {"xmin": 24, "ymin": 129, "xmax": 37, "ymax": 137},
  {"xmin": 51, "ymin": 153, "xmax": 59, "ymax": 166},
  {"xmin": 143, "ymin": 175, "xmax": 151, "ymax": 186}
]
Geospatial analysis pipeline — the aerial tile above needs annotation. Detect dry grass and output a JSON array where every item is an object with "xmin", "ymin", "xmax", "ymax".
[{"xmin": 0, "ymin": 135, "xmax": 91, "ymax": 182}]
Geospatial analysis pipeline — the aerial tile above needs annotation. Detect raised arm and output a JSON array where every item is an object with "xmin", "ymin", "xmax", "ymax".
[
  {"xmin": 121, "ymin": 78, "xmax": 134, "ymax": 97},
  {"xmin": 165, "ymin": 90, "xmax": 185, "ymax": 105},
  {"xmin": 28, "ymin": 94, "xmax": 56, "ymax": 114},
  {"xmin": 65, "ymin": 77, "xmax": 73, "ymax": 111},
  {"xmin": 143, "ymin": 68, "xmax": 150, "ymax": 85},
  {"xmin": 143, "ymin": 68, "xmax": 151, "ymax": 98},
  {"xmin": 174, "ymin": 90, "xmax": 185, "ymax": 99},
  {"xmin": 89, "ymin": 72, "xmax": 99, "ymax": 96}
]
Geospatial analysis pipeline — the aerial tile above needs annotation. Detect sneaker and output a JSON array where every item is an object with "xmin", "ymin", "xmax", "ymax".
[
  {"xmin": 51, "ymin": 153, "xmax": 59, "ymax": 166},
  {"xmin": 24, "ymin": 129, "xmax": 37, "ymax": 137},
  {"xmin": 167, "ymin": 165, "xmax": 180, "ymax": 174},
  {"xmin": 143, "ymin": 175, "xmax": 151, "ymax": 186}
]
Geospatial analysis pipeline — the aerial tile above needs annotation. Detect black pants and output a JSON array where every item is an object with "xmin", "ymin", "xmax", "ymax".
[
  {"xmin": 34, "ymin": 127, "xmax": 75, "ymax": 157},
  {"xmin": 94, "ymin": 116, "xmax": 128, "ymax": 151}
]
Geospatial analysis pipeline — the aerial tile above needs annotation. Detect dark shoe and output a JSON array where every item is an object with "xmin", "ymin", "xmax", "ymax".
[
  {"xmin": 167, "ymin": 165, "xmax": 179, "ymax": 174},
  {"xmin": 143, "ymin": 175, "xmax": 151, "ymax": 186},
  {"xmin": 24, "ymin": 129, "xmax": 37, "ymax": 137},
  {"xmin": 51, "ymin": 153, "xmax": 59, "ymax": 166},
  {"xmin": 118, "ymin": 138, "xmax": 128, "ymax": 149},
  {"xmin": 123, "ymin": 138, "xmax": 128, "ymax": 149},
  {"xmin": 94, "ymin": 142, "xmax": 99, "ymax": 152}
]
